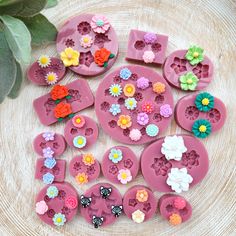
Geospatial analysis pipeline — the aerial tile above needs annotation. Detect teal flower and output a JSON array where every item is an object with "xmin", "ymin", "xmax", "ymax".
[
  {"xmin": 109, "ymin": 148, "xmax": 123, "ymax": 163},
  {"xmin": 192, "ymin": 119, "xmax": 212, "ymax": 138},
  {"xmin": 195, "ymin": 92, "xmax": 214, "ymax": 112},
  {"xmin": 73, "ymin": 135, "xmax": 87, "ymax": 149},
  {"xmin": 125, "ymin": 97, "xmax": 137, "ymax": 110},
  {"xmin": 179, "ymin": 72, "xmax": 199, "ymax": 91},
  {"xmin": 146, "ymin": 124, "xmax": 159, "ymax": 137},
  {"xmin": 185, "ymin": 45, "xmax": 204, "ymax": 65},
  {"xmin": 46, "ymin": 186, "xmax": 59, "ymax": 199},
  {"xmin": 109, "ymin": 84, "xmax": 122, "ymax": 97},
  {"xmin": 109, "ymin": 104, "xmax": 121, "ymax": 116},
  {"xmin": 120, "ymin": 68, "xmax": 132, "ymax": 80},
  {"xmin": 53, "ymin": 213, "xmax": 66, "ymax": 226}
]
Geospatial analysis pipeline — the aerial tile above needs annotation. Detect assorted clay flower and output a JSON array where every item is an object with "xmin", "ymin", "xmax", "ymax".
[
  {"xmin": 45, "ymin": 72, "xmax": 58, "ymax": 85},
  {"xmin": 144, "ymin": 32, "xmax": 157, "ymax": 44},
  {"xmin": 44, "ymin": 157, "xmax": 56, "ymax": 169},
  {"xmin": 195, "ymin": 92, "xmax": 214, "ymax": 112},
  {"xmin": 43, "ymin": 147, "xmax": 54, "ymax": 158},
  {"xmin": 80, "ymin": 35, "xmax": 93, "ymax": 48},
  {"xmin": 179, "ymin": 72, "xmax": 199, "ymax": 91},
  {"xmin": 160, "ymin": 104, "xmax": 173, "ymax": 118},
  {"xmin": 124, "ymin": 84, "xmax": 136, "ymax": 97},
  {"xmin": 75, "ymin": 172, "xmax": 88, "ymax": 185},
  {"xmin": 46, "ymin": 186, "xmax": 59, "ymax": 198},
  {"xmin": 169, "ymin": 213, "xmax": 182, "ymax": 226},
  {"xmin": 90, "ymin": 15, "xmax": 110, "ymax": 33},
  {"xmin": 143, "ymin": 50, "xmax": 155, "ymax": 63},
  {"xmin": 129, "ymin": 129, "xmax": 142, "ymax": 141},
  {"xmin": 38, "ymin": 55, "xmax": 51, "ymax": 68},
  {"xmin": 65, "ymin": 196, "xmax": 78, "ymax": 209},
  {"xmin": 60, "ymin": 47, "xmax": 80, "ymax": 67},
  {"xmin": 136, "ymin": 189, "xmax": 148, "ymax": 202},
  {"xmin": 109, "ymin": 84, "xmax": 122, "ymax": 97},
  {"xmin": 136, "ymin": 77, "xmax": 149, "ymax": 90},
  {"xmin": 73, "ymin": 135, "xmax": 87, "ymax": 149},
  {"xmin": 109, "ymin": 148, "xmax": 123, "ymax": 163},
  {"xmin": 43, "ymin": 172, "xmax": 55, "ymax": 184},
  {"xmin": 192, "ymin": 119, "xmax": 212, "ymax": 138},
  {"xmin": 51, "ymin": 85, "xmax": 69, "ymax": 101},
  {"xmin": 54, "ymin": 102, "xmax": 73, "ymax": 119},
  {"xmin": 42, "ymin": 131, "xmax": 55, "ymax": 141},
  {"xmin": 109, "ymin": 104, "xmax": 121, "ymax": 116},
  {"xmin": 137, "ymin": 112, "xmax": 149, "ymax": 126},
  {"xmin": 153, "ymin": 82, "xmax": 165, "ymax": 94},
  {"xmin": 125, "ymin": 97, "xmax": 137, "ymax": 110},
  {"xmin": 146, "ymin": 124, "xmax": 159, "ymax": 137},
  {"xmin": 35, "ymin": 200, "xmax": 48, "ymax": 215},
  {"xmin": 82, "ymin": 153, "xmax": 95, "ymax": 166},
  {"xmin": 132, "ymin": 209, "xmax": 145, "ymax": 223},
  {"xmin": 120, "ymin": 68, "xmax": 132, "ymax": 80},
  {"xmin": 72, "ymin": 115, "xmax": 85, "ymax": 128},
  {"xmin": 117, "ymin": 169, "xmax": 132, "ymax": 184},
  {"xmin": 94, "ymin": 48, "xmax": 114, "ymax": 67},
  {"xmin": 185, "ymin": 45, "xmax": 204, "ymax": 65},
  {"xmin": 117, "ymin": 115, "xmax": 132, "ymax": 129},
  {"xmin": 142, "ymin": 102, "xmax": 154, "ymax": 114},
  {"xmin": 53, "ymin": 213, "xmax": 66, "ymax": 226},
  {"xmin": 173, "ymin": 197, "xmax": 186, "ymax": 210}
]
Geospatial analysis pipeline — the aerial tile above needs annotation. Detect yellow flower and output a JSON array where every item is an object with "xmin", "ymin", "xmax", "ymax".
[
  {"xmin": 82, "ymin": 153, "xmax": 95, "ymax": 166},
  {"xmin": 124, "ymin": 84, "xmax": 135, "ymax": 97},
  {"xmin": 169, "ymin": 213, "xmax": 182, "ymax": 226},
  {"xmin": 38, "ymin": 55, "xmax": 51, "ymax": 68},
  {"xmin": 136, "ymin": 189, "xmax": 148, "ymax": 202},
  {"xmin": 75, "ymin": 172, "xmax": 88, "ymax": 185},
  {"xmin": 153, "ymin": 82, "xmax": 165, "ymax": 94},
  {"xmin": 60, "ymin": 47, "xmax": 80, "ymax": 67},
  {"xmin": 117, "ymin": 115, "xmax": 132, "ymax": 129},
  {"xmin": 45, "ymin": 72, "xmax": 58, "ymax": 85}
]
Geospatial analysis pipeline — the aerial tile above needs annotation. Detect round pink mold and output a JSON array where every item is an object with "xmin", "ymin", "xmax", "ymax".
[
  {"xmin": 80, "ymin": 183, "xmax": 123, "ymax": 228},
  {"xmin": 123, "ymin": 185, "xmax": 157, "ymax": 223},
  {"xmin": 64, "ymin": 115, "xmax": 98, "ymax": 150},
  {"xmin": 56, "ymin": 14, "xmax": 118, "ymax": 77},
  {"xmin": 141, "ymin": 135, "xmax": 209, "ymax": 192},
  {"xmin": 33, "ymin": 132, "xmax": 66, "ymax": 158},
  {"xmin": 95, "ymin": 65, "xmax": 174, "ymax": 145},
  {"xmin": 101, "ymin": 146, "xmax": 139, "ymax": 185},
  {"xmin": 27, "ymin": 57, "xmax": 66, "ymax": 86},
  {"xmin": 35, "ymin": 182, "xmax": 78, "ymax": 226},
  {"xmin": 163, "ymin": 50, "xmax": 213, "ymax": 91}
]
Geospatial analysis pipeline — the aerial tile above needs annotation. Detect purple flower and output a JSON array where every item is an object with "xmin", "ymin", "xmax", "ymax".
[
  {"xmin": 144, "ymin": 32, "xmax": 157, "ymax": 44},
  {"xmin": 160, "ymin": 104, "xmax": 173, "ymax": 118},
  {"xmin": 44, "ymin": 158, "xmax": 56, "ymax": 169},
  {"xmin": 42, "ymin": 132, "xmax": 55, "ymax": 141},
  {"xmin": 43, "ymin": 173, "xmax": 54, "ymax": 184},
  {"xmin": 137, "ymin": 112, "xmax": 149, "ymax": 125},
  {"xmin": 136, "ymin": 77, "xmax": 149, "ymax": 89},
  {"xmin": 42, "ymin": 147, "xmax": 54, "ymax": 158}
]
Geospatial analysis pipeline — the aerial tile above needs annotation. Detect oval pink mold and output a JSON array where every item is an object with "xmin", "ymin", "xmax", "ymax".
[
  {"xmin": 163, "ymin": 50, "xmax": 213, "ymax": 91},
  {"xmin": 56, "ymin": 14, "xmax": 118, "ymax": 77},
  {"xmin": 141, "ymin": 135, "xmax": 209, "ymax": 192}
]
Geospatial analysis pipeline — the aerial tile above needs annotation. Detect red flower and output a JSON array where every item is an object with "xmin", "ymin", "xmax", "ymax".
[
  {"xmin": 54, "ymin": 102, "xmax": 72, "ymax": 118},
  {"xmin": 51, "ymin": 85, "xmax": 69, "ymax": 101},
  {"xmin": 94, "ymin": 48, "xmax": 111, "ymax": 66}
]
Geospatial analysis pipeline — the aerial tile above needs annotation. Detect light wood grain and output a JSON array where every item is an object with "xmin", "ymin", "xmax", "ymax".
[{"xmin": 0, "ymin": 0, "xmax": 235, "ymax": 235}]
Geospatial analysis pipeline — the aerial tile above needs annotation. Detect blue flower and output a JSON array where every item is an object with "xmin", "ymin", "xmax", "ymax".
[
  {"xmin": 43, "ymin": 173, "xmax": 55, "ymax": 184},
  {"xmin": 125, "ymin": 98, "xmax": 137, "ymax": 110},
  {"xmin": 195, "ymin": 92, "xmax": 214, "ymax": 112},
  {"xmin": 146, "ymin": 124, "xmax": 159, "ymax": 137},
  {"xmin": 44, "ymin": 158, "xmax": 56, "ymax": 169},
  {"xmin": 109, "ymin": 148, "xmax": 123, "ymax": 163},
  {"xmin": 109, "ymin": 104, "xmax": 121, "ymax": 116},
  {"xmin": 120, "ymin": 68, "xmax": 132, "ymax": 80},
  {"xmin": 53, "ymin": 213, "xmax": 66, "ymax": 226},
  {"xmin": 109, "ymin": 84, "xmax": 122, "ymax": 97},
  {"xmin": 46, "ymin": 186, "xmax": 59, "ymax": 198},
  {"xmin": 192, "ymin": 119, "xmax": 212, "ymax": 138},
  {"xmin": 73, "ymin": 135, "xmax": 87, "ymax": 149}
]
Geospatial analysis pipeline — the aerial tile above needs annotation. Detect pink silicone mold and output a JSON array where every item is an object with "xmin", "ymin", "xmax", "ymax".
[
  {"xmin": 35, "ymin": 182, "xmax": 78, "ymax": 226},
  {"xmin": 163, "ymin": 50, "xmax": 213, "ymax": 90},
  {"xmin": 56, "ymin": 14, "xmax": 118, "ymax": 76},
  {"xmin": 126, "ymin": 29, "xmax": 168, "ymax": 65},
  {"xmin": 101, "ymin": 146, "xmax": 139, "ymax": 185},
  {"xmin": 123, "ymin": 185, "xmax": 158, "ymax": 223},
  {"xmin": 80, "ymin": 183, "xmax": 123, "ymax": 228},
  {"xmin": 95, "ymin": 65, "xmax": 174, "ymax": 145},
  {"xmin": 141, "ymin": 135, "xmax": 209, "ymax": 192},
  {"xmin": 27, "ymin": 57, "xmax": 66, "ymax": 86},
  {"xmin": 33, "ymin": 80, "xmax": 94, "ymax": 126}
]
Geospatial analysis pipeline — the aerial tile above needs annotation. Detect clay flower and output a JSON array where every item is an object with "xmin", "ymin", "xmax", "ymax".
[
  {"xmin": 109, "ymin": 104, "xmax": 121, "ymax": 116},
  {"xmin": 38, "ymin": 55, "xmax": 51, "ymax": 68},
  {"xmin": 185, "ymin": 45, "xmax": 204, "ymax": 65},
  {"xmin": 136, "ymin": 77, "xmax": 149, "ymax": 89},
  {"xmin": 91, "ymin": 15, "xmax": 110, "ymax": 33},
  {"xmin": 125, "ymin": 98, "xmax": 137, "ymax": 110},
  {"xmin": 75, "ymin": 172, "xmax": 88, "ymax": 185},
  {"xmin": 120, "ymin": 68, "xmax": 132, "ymax": 80},
  {"xmin": 166, "ymin": 167, "xmax": 193, "ymax": 193},
  {"xmin": 146, "ymin": 124, "xmax": 159, "ymax": 137},
  {"xmin": 72, "ymin": 115, "xmax": 85, "ymax": 128},
  {"xmin": 51, "ymin": 85, "xmax": 69, "ymax": 101},
  {"xmin": 137, "ymin": 112, "xmax": 149, "ymax": 126},
  {"xmin": 124, "ymin": 84, "xmax": 135, "ymax": 97},
  {"xmin": 174, "ymin": 197, "xmax": 186, "ymax": 209},
  {"xmin": 109, "ymin": 84, "xmax": 122, "ymax": 97},
  {"xmin": 35, "ymin": 201, "xmax": 48, "ymax": 215},
  {"xmin": 54, "ymin": 103, "xmax": 73, "ymax": 119},
  {"xmin": 94, "ymin": 47, "xmax": 114, "ymax": 67},
  {"xmin": 161, "ymin": 135, "xmax": 187, "ymax": 161},
  {"xmin": 109, "ymin": 148, "xmax": 123, "ymax": 163},
  {"xmin": 192, "ymin": 119, "xmax": 212, "ymax": 138},
  {"xmin": 160, "ymin": 104, "xmax": 173, "ymax": 118},
  {"xmin": 179, "ymin": 72, "xmax": 199, "ymax": 91},
  {"xmin": 169, "ymin": 213, "xmax": 182, "ymax": 226},
  {"xmin": 46, "ymin": 186, "xmax": 59, "ymax": 198},
  {"xmin": 143, "ymin": 50, "xmax": 155, "ymax": 63},
  {"xmin": 117, "ymin": 115, "xmax": 132, "ymax": 129},
  {"xmin": 60, "ymin": 47, "xmax": 80, "ymax": 67},
  {"xmin": 132, "ymin": 210, "xmax": 145, "ymax": 223},
  {"xmin": 73, "ymin": 135, "xmax": 87, "ymax": 149},
  {"xmin": 142, "ymin": 102, "xmax": 154, "ymax": 114},
  {"xmin": 136, "ymin": 189, "xmax": 148, "ymax": 202},
  {"xmin": 117, "ymin": 169, "xmax": 132, "ymax": 184},
  {"xmin": 45, "ymin": 72, "xmax": 58, "ymax": 85},
  {"xmin": 82, "ymin": 153, "xmax": 95, "ymax": 166},
  {"xmin": 195, "ymin": 92, "xmax": 214, "ymax": 112},
  {"xmin": 42, "ymin": 132, "xmax": 55, "ymax": 141},
  {"xmin": 144, "ymin": 32, "xmax": 157, "ymax": 44},
  {"xmin": 43, "ymin": 147, "xmax": 54, "ymax": 158},
  {"xmin": 129, "ymin": 129, "xmax": 142, "ymax": 141},
  {"xmin": 65, "ymin": 196, "xmax": 78, "ymax": 209},
  {"xmin": 80, "ymin": 35, "xmax": 93, "ymax": 48},
  {"xmin": 153, "ymin": 82, "xmax": 165, "ymax": 94},
  {"xmin": 44, "ymin": 157, "xmax": 56, "ymax": 169},
  {"xmin": 43, "ymin": 173, "xmax": 54, "ymax": 184},
  {"xmin": 53, "ymin": 213, "xmax": 66, "ymax": 226}
]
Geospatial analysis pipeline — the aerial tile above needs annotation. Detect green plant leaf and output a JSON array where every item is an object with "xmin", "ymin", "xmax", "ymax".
[
  {"xmin": 0, "ymin": 15, "xmax": 31, "ymax": 65},
  {"xmin": 0, "ymin": 31, "xmax": 17, "ymax": 103},
  {"xmin": 19, "ymin": 14, "xmax": 57, "ymax": 46},
  {"xmin": 0, "ymin": 0, "xmax": 20, "ymax": 7},
  {"xmin": 45, "ymin": 0, "xmax": 58, "ymax": 8}
]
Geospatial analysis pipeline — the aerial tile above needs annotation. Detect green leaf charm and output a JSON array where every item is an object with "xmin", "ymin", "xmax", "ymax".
[
  {"xmin": 109, "ymin": 53, "xmax": 115, "ymax": 59},
  {"xmin": 45, "ymin": 0, "xmax": 58, "ymax": 8},
  {"xmin": 104, "ymin": 61, "xmax": 108, "ymax": 68}
]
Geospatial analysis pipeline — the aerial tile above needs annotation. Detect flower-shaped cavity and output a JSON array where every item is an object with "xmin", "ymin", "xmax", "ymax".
[
  {"xmin": 132, "ymin": 209, "xmax": 145, "ymax": 223},
  {"xmin": 53, "ymin": 213, "xmax": 66, "ymax": 226},
  {"xmin": 82, "ymin": 153, "xmax": 95, "ymax": 166},
  {"xmin": 120, "ymin": 68, "xmax": 132, "ymax": 80},
  {"xmin": 206, "ymin": 108, "xmax": 221, "ymax": 123},
  {"xmin": 166, "ymin": 167, "xmax": 193, "ymax": 193},
  {"xmin": 60, "ymin": 47, "xmax": 80, "ymax": 67},
  {"xmin": 54, "ymin": 103, "xmax": 72, "ymax": 119},
  {"xmin": 45, "ymin": 72, "xmax": 58, "ymax": 85},
  {"xmin": 151, "ymin": 43, "xmax": 161, "ymax": 53},
  {"xmin": 151, "ymin": 156, "xmax": 172, "ymax": 176},
  {"xmin": 75, "ymin": 172, "xmax": 88, "ymax": 185},
  {"xmin": 179, "ymin": 72, "xmax": 199, "ymax": 91},
  {"xmin": 44, "ymin": 158, "xmax": 56, "ymax": 169},
  {"xmin": 46, "ymin": 186, "xmax": 59, "ymax": 198},
  {"xmin": 142, "ymin": 102, "xmax": 154, "ymax": 114},
  {"xmin": 43, "ymin": 147, "xmax": 54, "ymax": 158},
  {"xmin": 77, "ymin": 21, "xmax": 91, "ymax": 35},
  {"xmin": 146, "ymin": 124, "xmax": 159, "ymax": 137},
  {"xmin": 161, "ymin": 135, "xmax": 187, "ymax": 161},
  {"xmin": 109, "ymin": 148, "xmax": 123, "ymax": 163},
  {"xmin": 72, "ymin": 115, "xmax": 85, "ymax": 128},
  {"xmin": 169, "ymin": 213, "xmax": 182, "ymax": 226},
  {"xmin": 193, "ymin": 63, "xmax": 209, "ymax": 78},
  {"xmin": 51, "ymin": 85, "xmax": 69, "ymax": 101},
  {"xmin": 73, "ymin": 135, "xmax": 87, "ymax": 149},
  {"xmin": 181, "ymin": 150, "xmax": 199, "ymax": 168},
  {"xmin": 124, "ymin": 84, "xmax": 136, "ymax": 97},
  {"xmin": 42, "ymin": 132, "xmax": 55, "ymax": 141},
  {"xmin": 173, "ymin": 197, "xmax": 186, "ymax": 210},
  {"xmin": 137, "ymin": 112, "xmax": 149, "ymax": 126},
  {"xmin": 136, "ymin": 77, "xmax": 149, "ymax": 90},
  {"xmin": 125, "ymin": 97, "xmax": 137, "ymax": 110},
  {"xmin": 38, "ymin": 55, "xmax": 51, "ymax": 68},
  {"xmin": 94, "ymin": 33, "xmax": 111, "ymax": 48},
  {"xmin": 43, "ymin": 173, "xmax": 55, "ymax": 184},
  {"xmin": 65, "ymin": 39, "xmax": 75, "ymax": 47},
  {"xmin": 170, "ymin": 57, "xmax": 187, "ymax": 74},
  {"xmin": 87, "ymin": 165, "xmax": 96, "ymax": 175},
  {"xmin": 134, "ymin": 92, "xmax": 143, "ymax": 102},
  {"xmin": 79, "ymin": 51, "xmax": 94, "ymax": 67},
  {"xmin": 117, "ymin": 169, "xmax": 132, "ymax": 184},
  {"xmin": 195, "ymin": 92, "xmax": 214, "ymax": 112},
  {"xmin": 117, "ymin": 115, "xmax": 132, "ymax": 129},
  {"xmin": 109, "ymin": 104, "xmax": 121, "ymax": 116},
  {"xmin": 144, "ymin": 32, "xmax": 157, "ymax": 44},
  {"xmin": 80, "ymin": 35, "xmax": 93, "ymax": 48},
  {"xmin": 160, "ymin": 104, "xmax": 173, "ymax": 118},
  {"xmin": 192, "ymin": 119, "xmax": 212, "ymax": 138},
  {"xmin": 124, "ymin": 159, "xmax": 133, "ymax": 169},
  {"xmin": 90, "ymin": 15, "xmax": 110, "ymax": 34},
  {"xmin": 36, "ymin": 200, "xmax": 48, "ymax": 215},
  {"xmin": 134, "ymin": 40, "xmax": 145, "ymax": 50},
  {"xmin": 185, "ymin": 106, "xmax": 200, "ymax": 120},
  {"xmin": 109, "ymin": 165, "xmax": 119, "ymax": 175},
  {"xmin": 109, "ymin": 84, "xmax": 122, "ymax": 97},
  {"xmin": 129, "ymin": 128, "xmax": 142, "ymax": 141},
  {"xmin": 94, "ymin": 48, "xmax": 113, "ymax": 67},
  {"xmin": 136, "ymin": 189, "xmax": 148, "ymax": 202},
  {"xmin": 153, "ymin": 82, "xmax": 165, "ymax": 94},
  {"xmin": 185, "ymin": 45, "xmax": 204, "ymax": 66},
  {"xmin": 143, "ymin": 50, "xmax": 155, "ymax": 63}
]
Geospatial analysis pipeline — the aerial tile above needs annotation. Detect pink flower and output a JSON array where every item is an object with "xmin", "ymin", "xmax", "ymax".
[
  {"xmin": 136, "ymin": 77, "xmax": 149, "ymax": 89},
  {"xmin": 144, "ymin": 32, "xmax": 157, "ymax": 44},
  {"xmin": 117, "ymin": 169, "xmax": 132, "ymax": 184},
  {"xmin": 137, "ymin": 112, "xmax": 149, "ymax": 125},
  {"xmin": 129, "ymin": 129, "xmax": 142, "ymax": 141},
  {"xmin": 90, "ymin": 15, "xmax": 110, "ymax": 34},
  {"xmin": 174, "ymin": 197, "xmax": 186, "ymax": 210},
  {"xmin": 143, "ymin": 50, "xmax": 155, "ymax": 63},
  {"xmin": 80, "ymin": 35, "xmax": 93, "ymax": 48},
  {"xmin": 35, "ymin": 200, "xmax": 48, "ymax": 215},
  {"xmin": 160, "ymin": 104, "xmax": 173, "ymax": 118},
  {"xmin": 72, "ymin": 115, "xmax": 85, "ymax": 128}
]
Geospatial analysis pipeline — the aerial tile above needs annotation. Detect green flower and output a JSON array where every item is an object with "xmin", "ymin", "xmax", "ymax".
[
  {"xmin": 185, "ymin": 45, "xmax": 204, "ymax": 65},
  {"xmin": 46, "ymin": 186, "xmax": 58, "ymax": 199},
  {"xmin": 195, "ymin": 92, "xmax": 214, "ymax": 112},
  {"xmin": 179, "ymin": 72, "xmax": 199, "ymax": 91},
  {"xmin": 192, "ymin": 119, "xmax": 212, "ymax": 138}
]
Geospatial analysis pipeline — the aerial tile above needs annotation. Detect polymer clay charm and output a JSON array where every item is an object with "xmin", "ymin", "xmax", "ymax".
[
  {"xmin": 64, "ymin": 115, "xmax": 98, "ymax": 150},
  {"xmin": 35, "ymin": 182, "xmax": 78, "ymax": 226},
  {"xmin": 126, "ymin": 30, "xmax": 168, "ymax": 64},
  {"xmin": 123, "ymin": 185, "xmax": 158, "ymax": 224},
  {"xmin": 159, "ymin": 194, "xmax": 192, "ymax": 226},
  {"xmin": 56, "ymin": 14, "xmax": 118, "ymax": 76},
  {"xmin": 101, "ymin": 146, "xmax": 139, "ymax": 185},
  {"xmin": 141, "ymin": 135, "xmax": 209, "ymax": 192},
  {"xmin": 80, "ymin": 183, "xmax": 123, "ymax": 228},
  {"xmin": 95, "ymin": 65, "xmax": 174, "ymax": 145},
  {"xmin": 69, "ymin": 154, "xmax": 100, "ymax": 185},
  {"xmin": 33, "ymin": 80, "xmax": 94, "ymax": 126},
  {"xmin": 163, "ymin": 45, "xmax": 214, "ymax": 91},
  {"xmin": 27, "ymin": 55, "xmax": 66, "ymax": 86},
  {"xmin": 175, "ymin": 92, "xmax": 226, "ymax": 138}
]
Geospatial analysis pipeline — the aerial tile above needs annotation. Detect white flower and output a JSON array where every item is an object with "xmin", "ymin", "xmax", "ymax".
[
  {"xmin": 166, "ymin": 168, "xmax": 193, "ymax": 193},
  {"xmin": 132, "ymin": 210, "xmax": 145, "ymax": 223},
  {"xmin": 38, "ymin": 55, "xmax": 51, "ymax": 68},
  {"xmin": 161, "ymin": 135, "xmax": 187, "ymax": 161}
]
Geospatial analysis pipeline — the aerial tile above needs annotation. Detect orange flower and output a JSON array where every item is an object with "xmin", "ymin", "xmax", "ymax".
[
  {"xmin": 82, "ymin": 153, "xmax": 95, "ymax": 166},
  {"xmin": 75, "ymin": 172, "xmax": 88, "ymax": 185},
  {"xmin": 153, "ymin": 82, "xmax": 166, "ymax": 94},
  {"xmin": 54, "ymin": 102, "xmax": 72, "ymax": 118},
  {"xmin": 117, "ymin": 115, "xmax": 132, "ymax": 129},
  {"xmin": 136, "ymin": 189, "xmax": 148, "ymax": 202},
  {"xmin": 124, "ymin": 84, "xmax": 135, "ymax": 97},
  {"xmin": 94, "ymin": 48, "xmax": 111, "ymax": 66},
  {"xmin": 169, "ymin": 213, "xmax": 182, "ymax": 226},
  {"xmin": 51, "ymin": 85, "xmax": 69, "ymax": 100}
]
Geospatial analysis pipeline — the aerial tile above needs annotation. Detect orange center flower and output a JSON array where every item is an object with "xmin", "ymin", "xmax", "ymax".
[
  {"xmin": 153, "ymin": 82, "xmax": 166, "ymax": 94},
  {"xmin": 117, "ymin": 115, "xmax": 132, "ymax": 129},
  {"xmin": 169, "ymin": 213, "xmax": 182, "ymax": 226},
  {"xmin": 136, "ymin": 189, "xmax": 148, "ymax": 202}
]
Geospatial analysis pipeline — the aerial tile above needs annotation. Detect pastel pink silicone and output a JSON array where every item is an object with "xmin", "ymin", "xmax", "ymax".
[
  {"xmin": 159, "ymin": 194, "xmax": 192, "ymax": 224},
  {"xmin": 64, "ymin": 115, "xmax": 98, "ymax": 150},
  {"xmin": 33, "ymin": 132, "xmax": 66, "ymax": 157},
  {"xmin": 163, "ymin": 50, "xmax": 213, "ymax": 90},
  {"xmin": 35, "ymin": 158, "xmax": 66, "ymax": 182},
  {"xmin": 33, "ymin": 80, "xmax": 94, "ymax": 126},
  {"xmin": 56, "ymin": 14, "xmax": 118, "ymax": 76},
  {"xmin": 101, "ymin": 146, "xmax": 139, "ymax": 185},
  {"xmin": 27, "ymin": 57, "xmax": 66, "ymax": 86},
  {"xmin": 123, "ymin": 185, "xmax": 158, "ymax": 222},
  {"xmin": 80, "ymin": 183, "xmax": 123, "ymax": 227},
  {"xmin": 95, "ymin": 65, "xmax": 174, "ymax": 145},
  {"xmin": 141, "ymin": 135, "xmax": 209, "ymax": 192},
  {"xmin": 175, "ymin": 93, "xmax": 226, "ymax": 133},
  {"xmin": 35, "ymin": 182, "xmax": 78, "ymax": 226}
]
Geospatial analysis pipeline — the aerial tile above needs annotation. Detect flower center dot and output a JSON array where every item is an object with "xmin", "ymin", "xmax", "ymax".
[
  {"xmin": 83, "ymin": 37, "xmax": 89, "ymax": 43},
  {"xmin": 121, "ymin": 119, "xmax": 127, "ymax": 125},
  {"xmin": 113, "ymin": 153, "xmax": 119, "ymax": 159},
  {"xmin": 121, "ymin": 173, "xmax": 127, "ymax": 179},
  {"xmin": 77, "ymin": 139, "xmax": 83, "ymax": 145},
  {"xmin": 96, "ymin": 20, "xmax": 104, "ymax": 26},
  {"xmin": 41, "ymin": 57, "xmax": 48, "ymax": 64},
  {"xmin": 187, "ymin": 78, "xmax": 193, "ymax": 84},
  {"xmin": 202, "ymin": 98, "xmax": 209, "ymax": 105},
  {"xmin": 199, "ymin": 125, "xmax": 207, "ymax": 132},
  {"xmin": 47, "ymin": 75, "xmax": 55, "ymax": 81},
  {"xmin": 57, "ymin": 218, "xmax": 62, "ymax": 223},
  {"xmin": 193, "ymin": 52, "xmax": 199, "ymax": 58},
  {"xmin": 113, "ymin": 87, "xmax": 118, "ymax": 93},
  {"xmin": 76, "ymin": 118, "xmax": 81, "ymax": 123}
]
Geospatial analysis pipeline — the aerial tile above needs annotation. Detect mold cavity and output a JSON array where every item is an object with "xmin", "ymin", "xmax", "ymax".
[
  {"xmin": 85, "ymin": 128, "xmax": 93, "ymax": 136},
  {"xmin": 109, "ymin": 165, "xmax": 119, "ymax": 175},
  {"xmin": 61, "ymin": 206, "xmax": 71, "ymax": 215},
  {"xmin": 134, "ymin": 92, "xmax": 143, "ymax": 101},
  {"xmin": 124, "ymin": 159, "xmax": 133, "ymax": 169},
  {"xmin": 123, "ymin": 128, "xmax": 130, "ymax": 136},
  {"xmin": 181, "ymin": 150, "xmax": 200, "ymax": 169},
  {"xmin": 166, "ymin": 204, "xmax": 174, "ymax": 212},
  {"xmin": 206, "ymin": 108, "xmax": 221, "ymax": 123},
  {"xmin": 44, "ymin": 98, "xmax": 55, "ymax": 115},
  {"xmin": 77, "ymin": 21, "xmax": 91, "ymax": 35},
  {"xmin": 44, "ymin": 195, "xmax": 50, "ymax": 203},
  {"xmin": 65, "ymin": 38, "xmax": 75, "ymax": 47},
  {"xmin": 179, "ymin": 207, "xmax": 188, "ymax": 215},
  {"xmin": 58, "ymin": 190, "xmax": 66, "ymax": 200},
  {"xmin": 155, "ymin": 94, "xmax": 164, "ymax": 104},
  {"xmin": 185, "ymin": 106, "xmax": 199, "ymax": 120},
  {"xmin": 40, "ymin": 142, "xmax": 46, "ymax": 149},
  {"xmin": 52, "ymin": 166, "xmax": 60, "ymax": 175},
  {"xmin": 170, "ymin": 57, "xmax": 187, "ymax": 74},
  {"xmin": 35, "ymin": 69, "xmax": 46, "ymax": 80},
  {"xmin": 70, "ymin": 128, "xmax": 78, "ymax": 135},
  {"xmin": 151, "ymin": 156, "xmax": 172, "ymax": 176},
  {"xmin": 40, "ymin": 166, "xmax": 47, "ymax": 174},
  {"xmin": 49, "ymin": 63, "xmax": 63, "ymax": 73},
  {"xmin": 68, "ymin": 89, "xmax": 81, "ymax": 102},
  {"xmin": 140, "ymin": 127, "xmax": 146, "ymax": 135},
  {"xmin": 129, "ymin": 199, "xmax": 137, "ymax": 207},
  {"xmin": 113, "ymin": 75, "xmax": 121, "ymax": 83},
  {"xmin": 73, "ymin": 162, "xmax": 82, "ymax": 171},
  {"xmin": 153, "ymin": 113, "xmax": 162, "ymax": 122},
  {"xmin": 53, "ymin": 142, "xmax": 59, "ymax": 149},
  {"xmin": 86, "ymin": 165, "xmax": 96, "ymax": 175},
  {"xmin": 134, "ymin": 40, "xmax": 145, "ymax": 50},
  {"xmin": 130, "ymin": 73, "xmax": 138, "ymax": 81},
  {"xmin": 193, "ymin": 63, "xmax": 209, "ymax": 79},
  {"xmin": 117, "ymin": 97, "xmax": 125, "ymax": 105},
  {"xmin": 100, "ymin": 101, "xmax": 110, "ymax": 112},
  {"xmin": 104, "ymin": 88, "xmax": 110, "ymax": 96},
  {"xmin": 151, "ymin": 43, "xmax": 161, "ymax": 53},
  {"xmin": 46, "ymin": 209, "xmax": 55, "ymax": 218},
  {"xmin": 108, "ymin": 120, "xmax": 117, "ymax": 128},
  {"xmin": 143, "ymin": 202, "xmax": 151, "ymax": 212},
  {"xmin": 79, "ymin": 51, "xmax": 94, "ymax": 67},
  {"xmin": 94, "ymin": 33, "xmax": 111, "ymax": 48}
]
